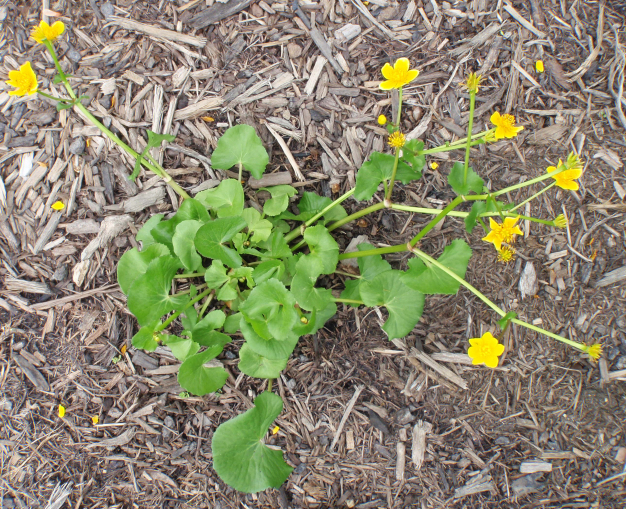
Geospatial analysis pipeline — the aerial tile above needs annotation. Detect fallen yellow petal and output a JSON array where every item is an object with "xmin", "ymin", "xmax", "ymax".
[
  {"xmin": 58, "ymin": 404, "xmax": 66, "ymax": 418},
  {"xmin": 51, "ymin": 201, "xmax": 65, "ymax": 211},
  {"xmin": 272, "ymin": 425, "xmax": 280, "ymax": 435},
  {"xmin": 92, "ymin": 415, "xmax": 100, "ymax": 425}
]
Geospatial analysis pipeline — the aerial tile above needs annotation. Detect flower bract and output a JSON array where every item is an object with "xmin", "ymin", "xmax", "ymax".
[
  {"xmin": 5, "ymin": 62, "xmax": 38, "ymax": 97},
  {"xmin": 380, "ymin": 58, "xmax": 419, "ymax": 90},
  {"xmin": 547, "ymin": 159, "xmax": 582, "ymax": 191},
  {"xmin": 31, "ymin": 20, "xmax": 65, "ymax": 44},
  {"xmin": 388, "ymin": 131, "xmax": 406, "ymax": 148},
  {"xmin": 490, "ymin": 112, "xmax": 523, "ymax": 139},
  {"xmin": 482, "ymin": 217, "xmax": 523, "ymax": 251},
  {"xmin": 468, "ymin": 332, "xmax": 505, "ymax": 368},
  {"xmin": 464, "ymin": 72, "xmax": 482, "ymax": 93},
  {"xmin": 378, "ymin": 114, "xmax": 387, "ymax": 125},
  {"xmin": 553, "ymin": 214, "xmax": 567, "ymax": 228}
]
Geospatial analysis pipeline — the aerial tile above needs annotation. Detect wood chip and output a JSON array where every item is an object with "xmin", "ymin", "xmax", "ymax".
[
  {"xmin": 520, "ymin": 460, "xmax": 553, "ymax": 473},
  {"xmin": 86, "ymin": 428, "xmax": 136, "ymax": 449},
  {"xmin": 408, "ymin": 348, "xmax": 468, "ymax": 390},
  {"xmin": 330, "ymin": 385, "xmax": 364, "ymax": 451},
  {"xmin": 107, "ymin": 16, "xmax": 207, "ymax": 47},
  {"xmin": 14, "ymin": 354, "xmax": 50, "ymax": 392},
  {"xmin": 411, "ymin": 420, "xmax": 432, "ymax": 470},
  {"xmin": 594, "ymin": 266, "xmax": 626, "ymax": 288}
]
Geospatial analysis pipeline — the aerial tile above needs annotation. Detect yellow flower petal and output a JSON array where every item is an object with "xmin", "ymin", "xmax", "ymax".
[
  {"xmin": 394, "ymin": 57, "xmax": 410, "ymax": 75},
  {"xmin": 92, "ymin": 415, "xmax": 100, "ymax": 425},
  {"xmin": 379, "ymin": 58, "xmax": 419, "ymax": 90},
  {"xmin": 58, "ymin": 404, "xmax": 66, "ymax": 418},
  {"xmin": 381, "ymin": 62, "xmax": 395, "ymax": 81},
  {"xmin": 31, "ymin": 20, "xmax": 65, "ymax": 44},
  {"xmin": 467, "ymin": 332, "xmax": 504, "ymax": 368},
  {"xmin": 378, "ymin": 114, "xmax": 387, "ymax": 125},
  {"xmin": 6, "ymin": 62, "xmax": 38, "ymax": 97},
  {"xmin": 51, "ymin": 201, "xmax": 65, "ymax": 211},
  {"xmin": 536, "ymin": 60, "xmax": 544, "ymax": 73}
]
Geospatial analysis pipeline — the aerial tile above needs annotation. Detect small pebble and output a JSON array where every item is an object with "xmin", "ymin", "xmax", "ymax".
[
  {"xmin": 224, "ymin": 350, "xmax": 236, "ymax": 360},
  {"xmin": 101, "ymin": 2, "xmax": 115, "ymax": 18},
  {"xmin": 69, "ymin": 137, "xmax": 86, "ymax": 155},
  {"xmin": 67, "ymin": 47, "xmax": 82, "ymax": 63}
]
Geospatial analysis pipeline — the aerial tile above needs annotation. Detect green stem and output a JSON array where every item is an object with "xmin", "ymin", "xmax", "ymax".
[
  {"xmin": 172, "ymin": 284, "xmax": 207, "ymax": 297},
  {"xmin": 421, "ymin": 131, "xmax": 490, "ymax": 155},
  {"xmin": 156, "ymin": 287, "xmax": 212, "ymax": 332},
  {"xmin": 463, "ymin": 91, "xmax": 476, "ymax": 186},
  {"xmin": 37, "ymin": 90, "xmax": 72, "ymax": 103},
  {"xmin": 410, "ymin": 247, "xmax": 587, "ymax": 351},
  {"xmin": 238, "ymin": 163, "xmax": 243, "ymax": 183},
  {"xmin": 198, "ymin": 293, "xmax": 214, "ymax": 318},
  {"xmin": 284, "ymin": 188, "xmax": 356, "ymax": 244},
  {"xmin": 338, "ymin": 243, "xmax": 406, "ymax": 260},
  {"xmin": 386, "ymin": 86, "xmax": 403, "ymax": 200},
  {"xmin": 411, "ymin": 247, "xmax": 504, "ymax": 316},
  {"xmin": 327, "ymin": 202, "xmax": 386, "ymax": 233},
  {"xmin": 510, "ymin": 182, "xmax": 556, "ymax": 212},
  {"xmin": 267, "ymin": 379, "xmax": 273, "ymax": 392},
  {"xmin": 492, "ymin": 168, "xmax": 563, "ymax": 197},
  {"xmin": 332, "ymin": 298, "xmax": 364, "ymax": 305},
  {"xmin": 44, "ymin": 40, "xmax": 76, "ymax": 100}
]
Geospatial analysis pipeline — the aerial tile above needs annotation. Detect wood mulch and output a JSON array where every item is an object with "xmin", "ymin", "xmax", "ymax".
[{"xmin": 1, "ymin": 0, "xmax": 626, "ymax": 507}]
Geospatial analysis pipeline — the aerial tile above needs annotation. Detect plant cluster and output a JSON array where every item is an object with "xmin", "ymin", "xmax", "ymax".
[{"xmin": 7, "ymin": 25, "xmax": 603, "ymax": 494}]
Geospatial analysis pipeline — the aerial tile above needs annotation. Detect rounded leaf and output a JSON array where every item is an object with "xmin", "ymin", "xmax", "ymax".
[{"xmin": 211, "ymin": 125, "xmax": 269, "ymax": 179}]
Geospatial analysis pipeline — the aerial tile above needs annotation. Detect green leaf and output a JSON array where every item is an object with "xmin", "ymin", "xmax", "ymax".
[
  {"xmin": 147, "ymin": 129, "xmax": 175, "ymax": 148},
  {"xmin": 448, "ymin": 161, "xmax": 484, "ymax": 196},
  {"xmin": 205, "ymin": 259, "xmax": 230, "ymax": 289},
  {"xmin": 241, "ymin": 319, "xmax": 300, "ymax": 360},
  {"xmin": 191, "ymin": 310, "xmax": 228, "ymax": 347},
  {"xmin": 402, "ymin": 240, "xmax": 472, "ymax": 295},
  {"xmin": 178, "ymin": 345, "xmax": 228, "ymax": 396},
  {"xmin": 136, "ymin": 214, "xmax": 164, "ymax": 248},
  {"xmin": 464, "ymin": 200, "xmax": 512, "ymax": 233},
  {"xmin": 238, "ymin": 343, "xmax": 288, "ymax": 378},
  {"xmin": 196, "ymin": 179, "xmax": 244, "ymax": 218},
  {"xmin": 252, "ymin": 260, "xmax": 285, "ymax": 285},
  {"xmin": 56, "ymin": 101, "xmax": 73, "ymax": 111},
  {"xmin": 217, "ymin": 280, "xmax": 238, "ymax": 301},
  {"xmin": 127, "ymin": 256, "xmax": 189, "ymax": 326},
  {"xmin": 242, "ymin": 208, "xmax": 273, "ymax": 243},
  {"xmin": 339, "ymin": 243, "xmax": 391, "ymax": 306},
  {"xmin": 195, "ymin": 217, "xmax": 248, "ymax": 268},
  {"xmin": 224, "ymin": 312, "xmax": 243, "ymax": 334},
  {"xmin": 291, "ymin": 262, "xmax": 333, "ymax": 311},
  {"xmin": 212, "ymin": 391, "xmax": 293, "ymax": 493},
  {"xmin": 172, "ymin": 220, "xmax": 203, "ymax": 271},
  {"xmin": 53, "ymin": 74, "xmax": 69, "ymax": 84},
  {"xmin": 258, "ymin": 231, "xmax": 292, "ymax": 260},
  {"xmin": 498, "ymin": 311, "xmax": 518, "ymax": 330},
  {"xmin": 132, "ymin": 323, "xmax": 161, "ymax": 351},
  {"xmin": 239, "ymin": 279, "xmax": 298, "ymax": 342},
  {"xmin": 297, "ymin": 225, "xmax": 338, "ymax": 276},
  {"xmin": 162, "ymin": 334, "xmax": 200, "ymax": 361},
  {"xmin": 211, "ymin": 124, "xmax": 269, "ymax": 179},
  {"xmin": 151, "ymin": 199, "xmax": 211, "ymax": 251},
  {"xmin": 117, "ymin": 243, "xmax": 170, "ymax": 294},
  {"xmin": 340, "ymin": 279, "xmax": 361, "ymax": 303},
  {"xmin": 279, "ymin": 192, "xmax": 347, "ymax": 224},
  {"xmin": 355, "ymin": 152, "xmax": 415, "ymax": 201},
  {"xmin": 359, "ymin": 270, "xmax": 425, "ymax": 339},
  {"xmin": 262, "ymin": 185, "xmax": 297, "ymax": 217}
]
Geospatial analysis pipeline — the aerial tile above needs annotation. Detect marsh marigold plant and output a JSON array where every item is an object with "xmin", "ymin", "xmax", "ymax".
[
  {"xmin": 31, "ymin": 20, "xmax": 65, "ymax": 44},
  {"xmin": 490, "ymin": 111, "xmax": 524, "ymax": 139},
  {"xmin": 5, "ymin": 62, "xmax": 38, "ymax": 96},
  {"xmin": 380, "ymin": 57, "xmax": 419, "ymax": 90},
  {"xmin": 468, "ymin": 332, "xmax": 505, "ymax": 368}
]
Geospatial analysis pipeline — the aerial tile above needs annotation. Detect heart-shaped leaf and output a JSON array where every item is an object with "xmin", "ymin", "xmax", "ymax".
[
  {"xmin": 339, "ymin": 243, "xmax": 392, "ymax": 305},
  {"xmin": 117, "ymin": 243, "xmax": 170, "ymax": 294},
  {"xmin": 401, "ymin": 139, "xmax": 426, "ymax": 174},
  {"xmin": 291, "ymin": 263, "xmax": 333, "ymax": 311},
  {"xmin": 239, "ymin": 279, "xmax": 298, "ymax": 341},
  {"xmin": 242, "ymin": 208, "xmax": 273, "ymax": 243},
  {"xmin": 151, "ymin": 199, "xmax": 211, "ymax": 251},
  {"xmin": 172, "ymin": 220, "xmax": 203, "ymax": 271},
  {"xmin": 211, "ymin": 124, "xmax": 269, "ymax": 179},
  {"xmin": 131, "ymin": 323, "xmax": 161, "ymax": 351},
  {"xmin": 355, "ymin": 152, "xmax": 415, "ymax": 201},
  {"xmin": 162, "ymin": 334, "xmax": 200, "ymax": 361},
  {"xmin": 261, "ymin": 185, "xmax": 297, "ymax": 216},
  {"xmin": 136, "ymin": 214, "xmax": 164, "ymax": 248},
  {"xmin": 212, "ymin": 391, "xmax": 293, "ymax": 493},
  {"xmin": 402, "ymin": 239, "xmax": 472, "ymax": 294},
  {"xmin": 127, "ymin": 256, "xmax": 189, "ymax": 326},
  {"xmin": 279, "ymin": 192, "xmax": 347, "ymax": 224},
  {"xmin": 296, "ymin": 225, "xmax": 338, "ymax": 276},
  {"xmin": 448, "ymin": 161, "xmax": 484, "ymax": 196},
  {"xmin": 196, "ymin": 179, "xmax": 244, "ymax": 218},
  {"xmin": 240, "ymin": 318, "xmax": 300, "ymax": 360},
  {"xmin": 238, "ymin": 343, "xmax": 288, "ymax": 378},
  {"xmin": 359, "ymin": 270, "xmax": 425, "ymax": 339},
  {"xmin": 195, "ymin": 217, "xmax": 247, "ymax": 268},
  {"xmin": 178, "ymin": 345, "xmax": 228, "ymax": 396},
  {"xmin": 258, "ymin": 231, "xmax": 292, "ymax": 260},
  {"xmin": 252, "ymin": 260, "xmax": 285, "ymax": 285}
]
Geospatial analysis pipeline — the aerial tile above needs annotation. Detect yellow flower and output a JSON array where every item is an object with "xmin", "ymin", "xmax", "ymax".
[
  {"xmin": 58, "ymin": 404, "xmax": 66, "ymax": 418},
  {"xmin": 51, "ymin": 201, "xmax": 65, "ymax": 211},
  {"xmin": 553, "ymin": 214, "xmax": 567, "ymax": 228},
  {"xmin": 490, "ymin": 112, "xmax": 524, "ymax": 139},
  {"xmin": 482, "ymin": 217, "xmax": 523, "ymax": 251},
  {"xmin": 468, "ymin": 332, "xmax": 505, "ymax": 368},
  {"xmin": 31, "ymin": 20, "xmax": 65, "ymax": 44},
  {"xmin": 547, "ymin": 159, "xmax": 582, "ymax": 191},
  {"xmin": 5, "ymin": 62, "xmax": 38, "ymax": 97},
  {"xmin": 388, "ymin": 131, "xmax": 406, "ymax": 148},
  {"xmin": 464, "ymin": 72, "xmax": 482, "ymax": 93},
  {"xmin": 378, "ymin": 114, "xmax": 387, "ymax": 125},
  {"xmin": 584, "ymin": 343, "xmax": 602, "ymax": 360},
  {"xmin": 430, "ymin": 161, "xmax": 439, "ymax": 170},
  {"xmin": 497, "ymin": 245, "xmax": 516, "ymax": 263},
  {"xmin": 380, "ymin": 58, "xmax": 419, "ymax": 90},
  {"xmin": 536, "ymin": 60, "xmax": 544, "ymax": 73}
]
